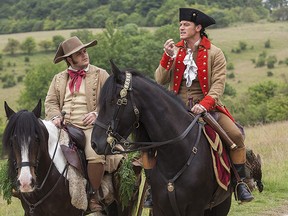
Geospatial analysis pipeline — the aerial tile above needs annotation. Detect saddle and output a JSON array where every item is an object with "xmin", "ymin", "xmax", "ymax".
[
  {"xmin": 60, "ymin": 124, "xmax": 87, "ymax": 177},
  {"xmin": 64, "ymin": 124, "xmax": 86, "ymax": 150}
]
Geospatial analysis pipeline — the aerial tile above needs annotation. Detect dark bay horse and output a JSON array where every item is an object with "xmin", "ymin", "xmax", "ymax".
[
  {"xmin": 91, "ymin": 62, "xmax": 232, "ymax": 216},
  {"xmin": 3, "ymin": 100, "xmax": 141, "ymax": 216}
]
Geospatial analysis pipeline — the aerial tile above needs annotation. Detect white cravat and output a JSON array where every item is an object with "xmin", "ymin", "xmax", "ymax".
[{"xmin": 183, "ymin": 48, "xmax": 198, "ymax": 87}]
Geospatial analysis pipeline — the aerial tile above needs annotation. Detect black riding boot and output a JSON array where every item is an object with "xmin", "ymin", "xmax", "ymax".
[
  {"xmin": 143, "ymin": 169, "xmax": 153, "ymax": 208},
  {"xmin": 233, "ymin": 164, "xmax": 254, "ymax": 203}
]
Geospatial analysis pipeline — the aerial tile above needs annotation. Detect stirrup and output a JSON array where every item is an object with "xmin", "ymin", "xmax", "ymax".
[
  {"xmin": 143, "ymin": 187, "xmax": 153, "ymax": 208},
  {"xmin": 89, "ymin": 191, "xmax": 103, "ymax": 212},
  {"xmin": 89, "ymin": 198, "xmax": 102, "ymax": 212},
  {"xmin": 234, "ymin": 181, "xmax": 254, "ymax": 204}
]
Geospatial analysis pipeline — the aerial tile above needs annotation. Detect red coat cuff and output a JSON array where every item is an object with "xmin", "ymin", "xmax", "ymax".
[
  {"xmin": 199, "ymin": 95, "xmax": 215, "ymax": 111},
  {"xmin": 160, "ymin": 53, "xmax": 174, "ymax": 70}
]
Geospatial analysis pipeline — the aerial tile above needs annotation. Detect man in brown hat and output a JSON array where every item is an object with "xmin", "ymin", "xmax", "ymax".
[
  {"xmin": 154, "ymin": 8, "xmax": 254, "ymax": 203},
  {"xmin": 45, "ymin": 36, "xmax": 119, "ymax": 212}
]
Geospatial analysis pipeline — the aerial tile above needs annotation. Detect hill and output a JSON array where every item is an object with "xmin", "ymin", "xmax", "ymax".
[
  {"xmin": 0, "ymin": 0, "xmax": 273, "ymax": 34},
  {"xmin": 0, "ymin": 21, "xmax": 288, "ymax": 120}
]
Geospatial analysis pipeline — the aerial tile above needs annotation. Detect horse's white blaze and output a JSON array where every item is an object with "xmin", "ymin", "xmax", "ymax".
[
  {"xmin": 42, "ymin": 120, "xmax": 67, "ymax": 176},
  {"xmin": 18, "ymin": 139, "xmax": 34, "ymax": 192}
]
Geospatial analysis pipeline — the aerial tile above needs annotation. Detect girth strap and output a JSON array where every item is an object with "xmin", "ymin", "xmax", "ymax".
[{"xmin": 165, "ymin": 120, "xmax": 204, "ymax": 216}]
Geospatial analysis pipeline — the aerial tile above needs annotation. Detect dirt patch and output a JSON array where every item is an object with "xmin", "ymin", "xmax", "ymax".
[{"xmin": 258, "ymin": 201, "xmax": 288, "ymax": 216}]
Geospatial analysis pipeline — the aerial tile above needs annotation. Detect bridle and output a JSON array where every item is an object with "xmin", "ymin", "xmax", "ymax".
[
  {"xmin": 94, "ymin": 71, "xmax": 201, "ymax": 154},
  {"xmin": 12, "ymin": 119, "xmax": 69, "ymax": 215},
  {"xmin": 94, "ymin": 72, "xmax": 140, "ymax": 153},
  {"xmin": 11, "ymin": 112, "xmax": 42, "ymax": 172}
]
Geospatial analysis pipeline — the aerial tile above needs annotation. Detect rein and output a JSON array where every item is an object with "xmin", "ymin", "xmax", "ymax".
[
  {"xmin": 36, "ymin": 127, "xmax": 62, "ymax": 190},
  {"xmin": 21, "ymin": 164, "xmax": 69, "ymax": 216},
  {"xmin": 95, "ymin": 114, "xmax": 200, "ymax": 153}
]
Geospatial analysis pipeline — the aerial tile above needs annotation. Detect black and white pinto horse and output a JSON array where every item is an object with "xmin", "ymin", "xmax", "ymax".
[
  {"xmin": 91, "ymin": 61, "xmax": 233, "ymax": 216},
  {"xmin": 3, "ymin": 100, "xmax": 87, "ymax": 216},
  {"xmin": 3, "ymin": 100, "xmax": 142, "ymax": 216}
]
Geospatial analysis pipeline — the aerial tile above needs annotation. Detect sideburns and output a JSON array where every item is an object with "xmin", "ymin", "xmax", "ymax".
[{"xmin": 68, "ymin": 56, "xmax": 78, "ymax": 65}]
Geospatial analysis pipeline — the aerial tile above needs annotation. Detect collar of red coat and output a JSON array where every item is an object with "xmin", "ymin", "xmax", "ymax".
[{"xmin": 175, "ymin": 36, "xmax": 211, "ymax": 49}]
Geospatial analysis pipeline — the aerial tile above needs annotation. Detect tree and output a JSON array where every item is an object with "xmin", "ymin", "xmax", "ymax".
[
  {"xmin": 20, "ymin": 37, "xmax": 36, "ymax": 55},
  {"xmin": 3, "ymin": 38, "xmax": 20, "ymax": 55},
  {"xmin": 0, "ymin": 54, "xmax": 3, "ymax": 70},
  {"xmin": 70, "ymin": 30, "xmax": 95, "ymax": 43},
  {"xmin": 38, "ymin": 40, "xmax": 53, "ymax": 52},
  {"xmin": 18, "ymin": 62, "xmax": 65, "ymax": 112},
  {"xmin": 52, "ymin": 35, "xmax": 65, "ymax": 50},
  {"xmin": 264, "ymin": 0, "xmax": 288, "ymax": 9},
  {"xmin": 248, "ymin": 81, "xmax": 278, "ymax": 105}
]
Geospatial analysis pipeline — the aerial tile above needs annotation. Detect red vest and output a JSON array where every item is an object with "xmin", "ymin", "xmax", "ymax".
[{"xmin": 159, "ymin": 37, "xmax": 235, "ymax": 121}]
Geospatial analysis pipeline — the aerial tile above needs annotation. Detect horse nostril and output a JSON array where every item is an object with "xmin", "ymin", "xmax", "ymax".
[{"xmin": 31, "ymin": 178, "xmax": 36, "ymax": 189}]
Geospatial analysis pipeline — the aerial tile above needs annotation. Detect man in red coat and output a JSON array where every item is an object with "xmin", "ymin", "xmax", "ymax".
[{"xmin": 154, "ymin": 8, "xmax": 253, "ymax": 203}]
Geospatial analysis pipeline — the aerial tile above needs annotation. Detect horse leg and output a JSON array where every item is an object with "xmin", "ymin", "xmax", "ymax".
[{"xmin": 204, "ymin": 195, "xmax": 232, "ymax": 216}]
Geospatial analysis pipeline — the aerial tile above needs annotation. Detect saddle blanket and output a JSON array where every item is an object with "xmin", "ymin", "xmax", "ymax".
[{"xmin": 203, "ymin": 124, "xmax": 231, "ymax": 191}]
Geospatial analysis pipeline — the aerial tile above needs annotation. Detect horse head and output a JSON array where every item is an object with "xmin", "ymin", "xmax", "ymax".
[
  {"xmin": 92, "ymin": 60, "xmax": 140, "ymax": 155},
  {"xmin": 3, "ymin": 99, "xmax": 47, "ymax": 193}
]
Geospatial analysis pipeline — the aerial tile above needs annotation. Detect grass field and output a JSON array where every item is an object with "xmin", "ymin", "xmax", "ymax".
[{"xmin": 1, "ymin": 120, "xmax": 288, "ymax": 215}]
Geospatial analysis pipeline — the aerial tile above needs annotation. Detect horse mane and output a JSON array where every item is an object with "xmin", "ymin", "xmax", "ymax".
[
  {"xmin": 3, "ymin": 110, "xmax": 48, "ymax": 182},
  {"xmin": 99, "ymin": 68, "xmax": 187, "ymax": 111}
]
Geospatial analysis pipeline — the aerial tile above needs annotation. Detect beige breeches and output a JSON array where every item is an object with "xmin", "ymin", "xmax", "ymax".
[
  {"xmin": 83, "ymin": 128, "xmax": 105, "ymax": 164},
  {"xmin": 217, "ymin": 112, "xmax": 246, "ymax": 164}
]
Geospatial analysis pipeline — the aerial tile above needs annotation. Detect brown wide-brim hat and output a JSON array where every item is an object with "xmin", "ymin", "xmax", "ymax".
[
  {"xmin": 53, "ymin": 36, "xmax": 97, "ymax": 64},
  {"xmin": 179, "ymin": 8, "xmax": 216, "ymax": 28}
]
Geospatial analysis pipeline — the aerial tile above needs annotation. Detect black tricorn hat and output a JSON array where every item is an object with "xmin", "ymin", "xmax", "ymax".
[{"xmin": 179, "ymin": 8, "xmax": 216, "ymax": 28}]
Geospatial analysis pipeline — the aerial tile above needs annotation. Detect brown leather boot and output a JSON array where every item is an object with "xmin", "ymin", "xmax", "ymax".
[{"xmin": 87, "ymin": 163, "xmax": 104, "ymax": 212}]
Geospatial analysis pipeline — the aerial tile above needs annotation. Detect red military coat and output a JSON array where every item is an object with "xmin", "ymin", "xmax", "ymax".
[{"xmin": 155, "ymin": 36, "xmax": 234, "ymax": 121}]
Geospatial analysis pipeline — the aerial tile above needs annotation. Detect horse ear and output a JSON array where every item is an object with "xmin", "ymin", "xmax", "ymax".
[
  {"xmin": 32, "ymin": 99, "xmax": 42, "ymax": 118},
  {"xmin": 4, "ymin": 101, "xmax": 16, "ymax": 119},
  {"xmin": 110, "ymin": 59, "xmax": 122, "ymax": 81}
]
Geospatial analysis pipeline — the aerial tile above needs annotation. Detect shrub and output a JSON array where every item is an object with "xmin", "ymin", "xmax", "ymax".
[
  {"xmin": 264, "ymin": 39, "xmax": 271, "ymax": 48},
  {"xmin": 267, "ymin": 71, "xmax": 273, "ymax": 77},
  {"xmin": 17, "ymin": 75, "xmax": 24, "ymax": 82},
  {"xmin": 2, "ymin": 76, "xmax": 16, "ymax": 88},
  {"xmin": 224, "ymin": 83, "xmax": 236, "ymax": 97},
  {"xmin": 239, "ymin": 41, "xmax": 247, "ymax": 51},
  {"xmin": 24, "ymin": 56, "xmax": 30, "ymax": 62},
  {"xmin": 227, "ymin": 62, "xmax": 234, "ymax": 70},
  {"xmin": 256, "ymin": 56, "xmax": 265, "ymax": 67},
  {"xmin": 0, "ymin": 60, "xmax": 3, "ymax": 71},
  {"xmin": 267, "ymin": 55, "xmax": 277, "ymax": 69},
  {"xmin": 227, "ymin": 72, "xmax": 235, "ymax": 79}
]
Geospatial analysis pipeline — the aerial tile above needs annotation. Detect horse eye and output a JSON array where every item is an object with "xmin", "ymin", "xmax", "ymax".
[{"xmin": 35, "ymin": 137, "xmax": 40, "ymax": 142}]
